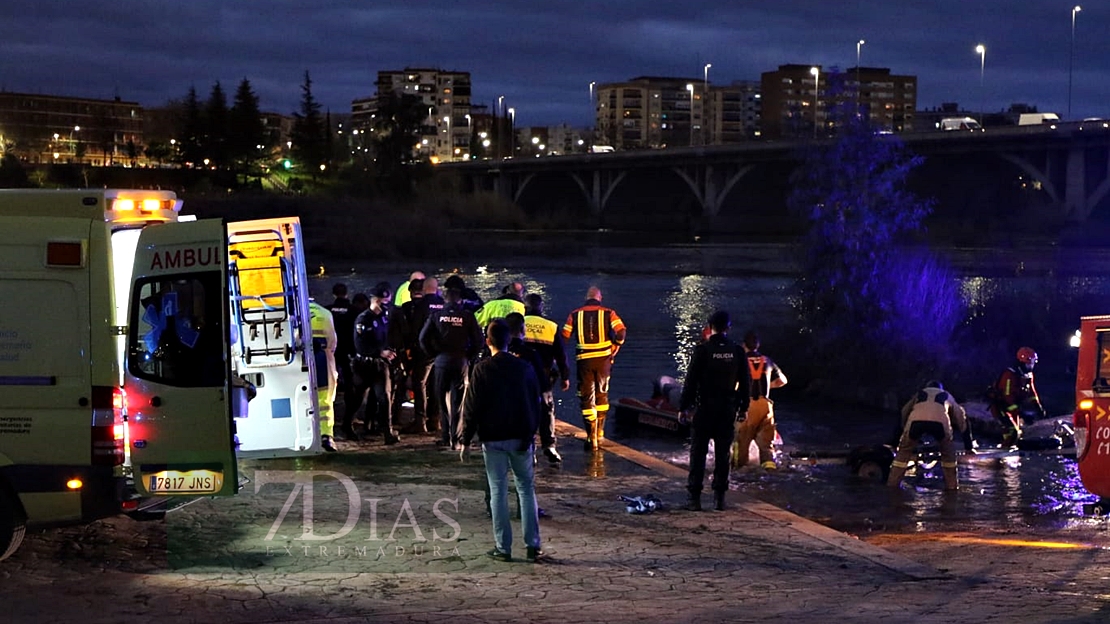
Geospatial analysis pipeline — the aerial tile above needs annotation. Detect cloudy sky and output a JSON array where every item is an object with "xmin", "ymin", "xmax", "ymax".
[{"xmin": 3, "ymin": 1, "xmax": 1107, "ymax": 126}]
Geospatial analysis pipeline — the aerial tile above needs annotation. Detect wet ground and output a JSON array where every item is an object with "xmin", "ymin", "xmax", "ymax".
[{"xmin": 608, "ymin": 394, "xmax": 1110, "ymax": 547}]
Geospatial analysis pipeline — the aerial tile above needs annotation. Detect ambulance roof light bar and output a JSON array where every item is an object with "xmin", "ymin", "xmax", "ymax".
[{"xmin": 104, "ymin": 195, "xmax": 182, "ymax": 224}]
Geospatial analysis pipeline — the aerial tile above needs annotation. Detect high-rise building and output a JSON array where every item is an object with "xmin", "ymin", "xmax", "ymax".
[
  {"xmin": 596, "ymin": 77, "xmax": 705, "ymax": 149},
  {"xmin": 706, "ymin": 80, "xmax": 762, "ymax": 143},
  {"xmin": 760, "ymin": 64, "xmax": 916, "ymax": 139},
  {"xmin": 0, "ymin": 92, "xmax": 143, "ymax": 165},
  {"xmin": 350, "ymin": 68, "xmax": 472, "ymax": 162}
]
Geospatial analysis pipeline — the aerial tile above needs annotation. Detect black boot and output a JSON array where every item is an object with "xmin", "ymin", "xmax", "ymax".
[
  {"xmin": 686, "ymin": 491, "xmax": 702, "ymax": 511},
  {"xmin": 713, "ymin": 490, "xmax": 726, "ymax": 511}
]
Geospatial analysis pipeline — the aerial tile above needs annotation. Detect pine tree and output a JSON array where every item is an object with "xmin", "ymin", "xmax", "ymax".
[
  {"xmin": 291, "ymin": 71, "xmax": 327, "ymax": 176},
  {"xmin": 229, "ymin": 78, "xmax": 266, "ymax": 179},
  {"xmin": 204, "ymin": 82, "xmax": 230, "ymax": 168},
  {"xmin": 178, "ymin": 86, "xmax": 205, "ymax": 167}
]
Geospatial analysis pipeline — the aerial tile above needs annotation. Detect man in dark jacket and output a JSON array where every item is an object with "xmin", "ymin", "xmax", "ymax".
[
  {"xmin": 388, "ymin": 278, "xmax": 427, "ymax": 432},
  {"xmin": 678, "ymin": 310, "xmax": 750, "ymax": 511},
  {"xmin": 460, "ymin": 319, "xmax": 544, "ymax": 562},
  {"xmin": 420, "ymin": 286, "xmax": 483, "ymax": 449}
]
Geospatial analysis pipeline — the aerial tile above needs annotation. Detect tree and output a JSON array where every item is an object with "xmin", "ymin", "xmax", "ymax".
[
  {"xmin": 204, "ymin": 81, "xmax": 230, "ymax": 168},
  {"xmin": 229, "ymin": 78, "xmax": 266, "ymax": 179},
  {"xmin": 371, "ymin": 90, "xmax": 429, "ymax": 193},
  {"xmin": 787, "ymin": 74, "xmax": 959, "ymax": 390},
  {"xmin": 178, "ymin": 86, "xmax": 205, "ymax": 167},
  {"xmin": 0, "ymin": 153, "xmax": 33, "ymax": 188},
  {"xmin": 290, "ymin": 71, "xmax": 327, "ymax": 177}
]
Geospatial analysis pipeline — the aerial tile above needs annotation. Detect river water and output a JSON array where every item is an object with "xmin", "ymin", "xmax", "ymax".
[{"xmin": 308, "ymin": 256, "xmax": 1110, "ymax": 540}]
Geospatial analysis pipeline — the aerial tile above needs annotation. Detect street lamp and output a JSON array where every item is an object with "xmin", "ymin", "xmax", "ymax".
[
  {"xmin": 856, "ymin": 40, "xmax": 865, "ymax": 108},
  {"xmin": 810, "ymin": 67, "xmax": 820, "ymax": 138},
  {"xmin": 686, "ymin": 83, "xmax": 695, "ymax": 146},
  {"xmin": 703, "ymin": 63, "xmax": 711, "ymax": 93},
  {"xmin": 498, "ymin": 95, "xmax": 504, "ymax": 116},
  {"xmin": 589, "ymin": 81, "xmax": 596, "ymax": 104},
  {"xmin": 1070, "ymin": 5, "xmax": 1081, "ymax": 119},
  {"xmin": 975, "ymin": 44, "xmax": 986, "ymax": 126},
  {"xmin": 443, "ymin": 115, "xmax": 451, "ymax": 161},
  {"xmin": 508, "ymin": 107, "xmax": 515, "ymax": 157}
]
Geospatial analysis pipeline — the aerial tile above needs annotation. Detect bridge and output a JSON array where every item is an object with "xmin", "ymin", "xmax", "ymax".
[{"xmin": 442, "ymin": 121, "xmax": 1110, "ymax": 225}]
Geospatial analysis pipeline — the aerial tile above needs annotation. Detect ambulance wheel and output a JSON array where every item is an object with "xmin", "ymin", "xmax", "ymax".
[{"xmin": 0, "ymin": 487, "xmax": 27, "ymax": 562}]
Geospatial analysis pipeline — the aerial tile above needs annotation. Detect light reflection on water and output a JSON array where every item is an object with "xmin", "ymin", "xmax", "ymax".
[{"xmin": 311, "ymin": 264, "xmax": 1105, "ymax": 536}]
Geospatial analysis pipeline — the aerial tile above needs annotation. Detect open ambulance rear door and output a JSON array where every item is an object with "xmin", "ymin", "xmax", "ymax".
[
  {"xmin": 123, "ymin": 219, "xmax": 238, "ymax": 498},
  {"xmin": 225, "ymin": 217, "xmax": 320, "ymax": 458}
]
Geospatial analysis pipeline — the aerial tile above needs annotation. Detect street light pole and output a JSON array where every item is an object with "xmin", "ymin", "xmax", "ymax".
[
  {"xmin": 810, "ymin": 67, "xmax": 820, "ymax": 138},
  {"xmin": 1070, "ymin": 5, "xmax": 1081, "ymax": 119},
  {"xmin": 589, "ymin": 81, "xmax": 596, "ymax": 104},
  {"xmin": 508, "ymin": 107, "xmax": 515, "ymax": 157},
  {"xmin": 975, "ymin": 44, "xmax": 986, "ymax": 127},
  {"xmin": 856, "ymin": 40, "xmax": 865, "ymax": 109},
  {"xmin": 686, "ymin": 83, "xmax": 695, "ymax": 147}
]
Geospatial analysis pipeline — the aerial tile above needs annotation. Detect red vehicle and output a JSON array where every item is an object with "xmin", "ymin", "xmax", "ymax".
[{"xmin": 1072, "ymin": 315, "xmax": 1110, "ymax": 512}]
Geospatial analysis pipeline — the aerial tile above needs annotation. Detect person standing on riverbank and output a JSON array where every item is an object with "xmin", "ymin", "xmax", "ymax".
[
  {"xmin": 460, "ymin": 319, "xmax": 545, "ymax": 562},
  {"xmin": 420, "ymin": 286, "xmax": 484, "ymax": 449},
  {"xmin": 327, "ymin": 283, "xmax": 356, "ymax": 403},
  {"xmin": 678, "ymin": 310, "xmax": 749, "ymax": 511},
  {"xmin": 733, "ymin": 330, "xmax": 787, "ymax": 470},
  {"xmin": 562, "ymin": 286, "xmax": 627, "ymax": 451},
  {"xmin": 524, "ymin": 293, "xmax": 571, "ymax": 464},
  {"xmin": 347, "ymin": 287, "xmax": 401, "ymax": 445},
  {"xmin": 394, "ymin": 271, "xmax": 425, "ymax": 308}
]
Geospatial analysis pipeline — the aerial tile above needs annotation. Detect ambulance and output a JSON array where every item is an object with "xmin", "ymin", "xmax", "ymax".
[
  {"xmin": 1072, "ymin": 315, "xmax": 1110, "ymax": 513},
  {"xmin": 0, "ymin": 189, "xmax": 320, "ymax": 561}
]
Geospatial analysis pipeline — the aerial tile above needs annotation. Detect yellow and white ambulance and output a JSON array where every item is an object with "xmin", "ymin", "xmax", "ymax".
[{"xmin": 0, "ymin": 189, "xmax": 320, "ymax": 561}]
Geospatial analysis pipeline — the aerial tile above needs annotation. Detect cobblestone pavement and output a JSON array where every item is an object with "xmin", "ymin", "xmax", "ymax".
[{"xmin": 4, "ymin": 421, "xmax": 1110, "ymax": 623}]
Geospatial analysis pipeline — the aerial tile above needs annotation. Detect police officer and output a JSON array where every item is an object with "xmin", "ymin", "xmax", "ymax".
[
  {"xmin": 524, "ymin": 293, "xmax": 571, "ymax": 463},
  {"xmin": 562, "ymin": 286, "xmax": 626, "ymax": 452},
  {"xmin": 346, "ymin": 286, "xmax": 401, "ymax": 445},
  {"xmin": 309, "ymin": 300, "xmax": 339, "ymax": 452},
  {"xmin": 327, "ymin": 283, "xmax": 358, "ymax": 404},
  {"xmin": 443, "ymin": 274, "xmax": 484, "ymax": 314},
  {"xmin": 420, "ymin": 286, "xmax": 483, "ymax": 449},
  {"xmin": 388, "ymin": 278, "xmax": 427, "ymax": 432},
  {"xmin": 410, "ymin": 277, "xmax": 445, "ymax": 433},
  {"xmin": 678, "ymin": 311, "xmax": 749, "ymax": 511}
]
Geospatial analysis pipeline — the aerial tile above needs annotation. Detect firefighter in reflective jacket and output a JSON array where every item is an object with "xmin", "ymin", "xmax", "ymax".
[
  {"xmin": 989, "ymin": 346, "xmax": 1045, "ymax": 448},
  {"xmin": 888, "ymin": 381, "xmax": 968, "ymax": 491},
  {"xmin": 309, "ymin": 300, "xmax": 338, "ymax": 452},
  {"xmin": 733, "ymin": 331, "xmax": 787, "ymax": 469},
  {"xmin": 562, "ymin": 286, "xmax": 626, "ymax": 451}
]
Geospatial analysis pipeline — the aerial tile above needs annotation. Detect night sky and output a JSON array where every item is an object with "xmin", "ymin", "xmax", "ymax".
[{"xmin": 4, "ymin": 1, "xmax": 1107, "ymax": 126}]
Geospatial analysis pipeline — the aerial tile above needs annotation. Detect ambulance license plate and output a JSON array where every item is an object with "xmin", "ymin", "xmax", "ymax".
[{"xmin": 144, "ymin": 470, "xmax": 223, "ymax": 494}]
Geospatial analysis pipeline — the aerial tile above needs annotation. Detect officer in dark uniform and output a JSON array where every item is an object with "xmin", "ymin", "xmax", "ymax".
[
  {"xmin": 410, "ymin": 278, "xmax": 444, "ymax": 433},
  {"xmin": 327, "ymin": 283, "xmax": 357, "ymax": 402},
  {"xmin": 524, "ymin": 294, "xmax": 571, "ymax": 463},
  {"xmin": 678, "ymin": 310, "xmax": 750, "ymax": 512},
  {"xmin": 419, "ymin": 286, "xmax": 483, "ymax": 449},
  {"xmin": 443, "ymin": 274, "xmax": 484, "ymax": 314},
  {"xmin": 388, "ymin": 278, "xmax": 426, "ymax": 432},
  {"xmin": 346, "ymin": 286, "xmax": 400, "ymax": 445}
]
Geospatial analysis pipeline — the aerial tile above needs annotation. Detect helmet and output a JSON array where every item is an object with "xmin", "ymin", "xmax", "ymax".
[{"xmin": 1016, "ymin": 347, "xmax": 1038, "ymax": 365}]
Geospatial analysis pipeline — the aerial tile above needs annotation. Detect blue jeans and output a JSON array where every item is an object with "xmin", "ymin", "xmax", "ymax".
[{"xmin": 483, "ymin": 439, "xmax": 541, "ymax": 554}]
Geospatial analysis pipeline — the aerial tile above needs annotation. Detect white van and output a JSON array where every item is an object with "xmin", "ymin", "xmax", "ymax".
[
  {"xmin": 939, "ymin": 117, "xmax": 983, "ymax": 131},
  {"xmin": 1018, "ymin": 113, "xmax": 1060, "ymax": 126},
  {"xmin": 0, "ymin": 189, "xmax": 319, "ymax": 561}
]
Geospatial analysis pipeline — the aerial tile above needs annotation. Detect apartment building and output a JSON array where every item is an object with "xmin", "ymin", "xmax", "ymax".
[
  {"xmin": 596, "ymin": 77, "xmax": 706, "ymax": 149},
  {"xmin": 0, "ymin": 91, "xmax": 143, "ymax": 165},
  {"xmin": 706, "ymin": 80, "xmax": 762, "ymax": 142},
  {"xmin": 351, "ymin": 68, "xmax": 472, "ymax": 162},
  {"xmin": 760, "ymin": 64, "xmax": 917, "ymax": 138}
]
